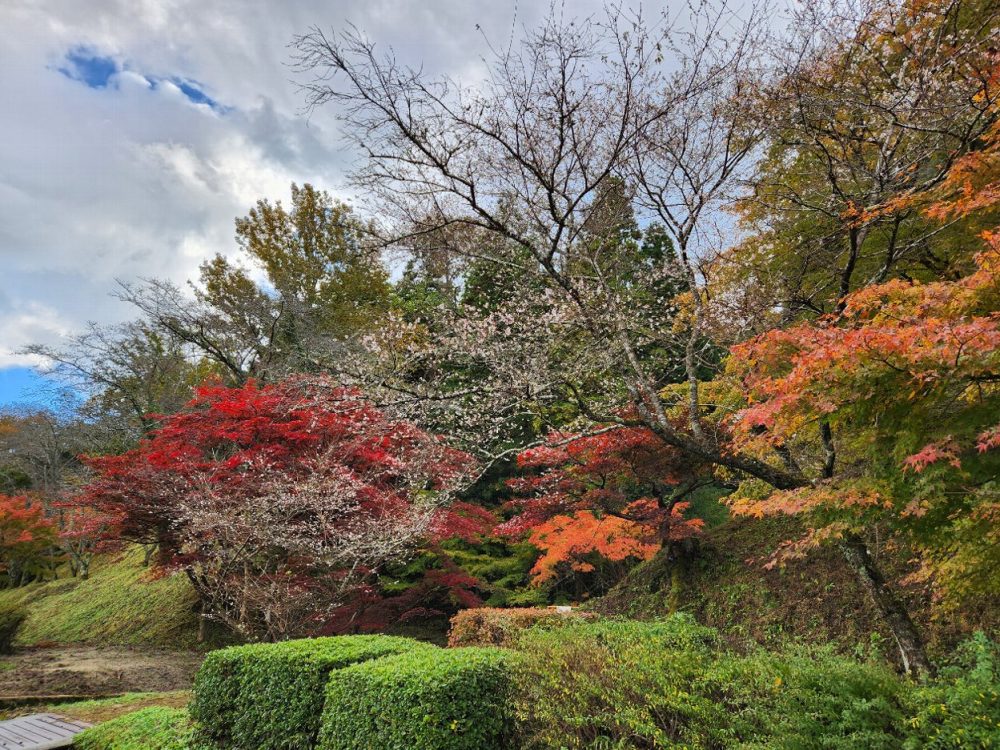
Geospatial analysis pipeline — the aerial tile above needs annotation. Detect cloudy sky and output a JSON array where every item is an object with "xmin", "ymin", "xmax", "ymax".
[{"xmin": 0, "ymin": 0, "xmax": 607, "ymax": 405}]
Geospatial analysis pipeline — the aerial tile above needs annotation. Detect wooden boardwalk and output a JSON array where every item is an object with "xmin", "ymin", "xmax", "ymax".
[{"xmin": 0, "ymin": 714, "xmax": 91, "ymax": 749}]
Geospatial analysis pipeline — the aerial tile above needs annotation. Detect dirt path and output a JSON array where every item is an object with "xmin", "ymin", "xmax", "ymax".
[{"xmin": 0, "ymin": 646, "xmax": 203, "ymax": 699}]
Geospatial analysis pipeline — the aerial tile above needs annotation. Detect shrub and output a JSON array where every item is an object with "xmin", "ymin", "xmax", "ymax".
[
  {"xmin": 734, "ymin": 647, "xmax": 910, "ymax": 749},
  {"xmin": 447, "ymin": 606, "xmax": 594, "ymax": 647},
  {"xmin": 513, "ymin": 614, "xmax": 747, "ymax": 748},
  {"xmin": 318, "ymin": 647, "xmax": 518, "ymax": 750},
  {"xmin": 903, "ymin": 632, "xmax": 1000, "ymax": 749},
  {"xmin": 0, "ymin": 603, "xmax": 26, "ymax": 654},
  {"xmin": 73, "ymin": 707, "xmax": 192, "ymax": 750},
  {"xmin": 191, "ymin": 634, "xmax": 432, "ymax": 750},
  {"xmin": 513, "ymin": 613, "xmax": 912, "ymax": 749}
]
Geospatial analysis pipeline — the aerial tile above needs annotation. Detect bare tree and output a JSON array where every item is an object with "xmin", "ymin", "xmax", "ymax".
[
  {"xmin": 115, "ymin": 278, "xmax": 284, "ymax": 385},
  {"xmin": 293, "ymin": 1, "xmax": 800, "ymax": 488},
  {"xmin": 627, "ymin": 2, "xmax": 772, "ymax": 438},
  {"xmin": 25, "ymin": 320, "xmax": 208, "ymax": 439}
]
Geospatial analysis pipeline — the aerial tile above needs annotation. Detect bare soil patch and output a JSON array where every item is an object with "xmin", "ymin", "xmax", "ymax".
[{"xmin": 0, "ymin": 646, "xmax": 202, "ymax": 699}]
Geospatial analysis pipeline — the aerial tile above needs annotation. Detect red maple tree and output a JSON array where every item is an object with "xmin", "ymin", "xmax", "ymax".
[
  {"xmin": 72, "ymin": 376, "xmax": 477, "ymax": 640},
  {"xmin": 499, "ymin": 427, "xmax": 706, "ymax": 584},
  {"xmin": 0, "ymin": 494, "xmax": 59, "ymax": 585}
]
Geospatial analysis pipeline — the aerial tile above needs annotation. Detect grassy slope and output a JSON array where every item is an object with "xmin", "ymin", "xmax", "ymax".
[
  {"xmin": 0, "ymin": 548, "xmax": 202, "ymax": 649},
  {"xmin": 591, "ymin": 513, "xmax": 999, "ymax": 661}
]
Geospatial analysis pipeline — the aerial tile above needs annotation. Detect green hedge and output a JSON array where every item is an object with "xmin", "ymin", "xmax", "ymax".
[
  {"xmin": 191, "ymin": 635, "xmax": 432, "ymax": 750},
  {"xmin": 318, "ymin": 647, "xmax": 518, "ymax": 750},
  {"xmin": 73, "ymin": 707, "xmax": 192, "ymax": 750}
]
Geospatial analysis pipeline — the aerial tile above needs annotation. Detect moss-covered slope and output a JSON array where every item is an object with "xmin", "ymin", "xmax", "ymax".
[
  {"xmin": 0, "ymin": 549, "xmax": 201, "ymax": 649},
  {"xmin": 591, "ymin": 516, "xmax": 998, "ymax": 660}
]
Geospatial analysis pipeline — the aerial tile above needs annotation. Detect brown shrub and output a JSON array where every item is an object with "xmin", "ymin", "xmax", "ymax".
[{"xmin": 447, "ymin": 607, "xmax": 595, "ymax": 648}]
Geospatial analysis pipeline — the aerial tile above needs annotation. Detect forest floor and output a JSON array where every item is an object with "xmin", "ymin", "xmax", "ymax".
[{"xmin": 0, "ymin": 646, "xmax": 201, "ymax": 702}]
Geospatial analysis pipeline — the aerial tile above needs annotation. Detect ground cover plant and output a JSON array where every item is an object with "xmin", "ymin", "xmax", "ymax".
[
  {"xmin": 2, "ymin": 691, "xmax": 192, "ymax": 724},
  {"xmin": 73, "ymin": 706, "xmax": 193, "ymax": 750},
  {"xmin": 0, "ymin": 603, "xmax": 25, "ymax": 654},
  {"xmin": 0, "ymin": 548, "xmax": 201, "ymax": 649}
]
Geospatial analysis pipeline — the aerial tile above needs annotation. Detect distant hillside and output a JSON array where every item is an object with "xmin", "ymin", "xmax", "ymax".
[
  {"xmin": 0, "ymin": 548, "xmax": 204, "ymax": 649},
  {"xmin": 591, "ymin": 515, "xmax": 999, "ymax": 662}
]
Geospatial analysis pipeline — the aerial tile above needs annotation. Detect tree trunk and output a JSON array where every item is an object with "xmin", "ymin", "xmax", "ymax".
[{"xmin": 840, "ymin": 533, "xmax": 931, "ymax": 679}]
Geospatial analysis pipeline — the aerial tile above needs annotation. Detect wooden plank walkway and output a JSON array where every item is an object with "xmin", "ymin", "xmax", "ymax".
[{"xmin": 0, "ymin": 714, "xmax": 91, "ymax": 749}]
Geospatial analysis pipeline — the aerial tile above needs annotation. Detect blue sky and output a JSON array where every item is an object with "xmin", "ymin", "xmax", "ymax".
[
  {"xmin": 58, "ymin": 46, "xmax": 222, "ymax": 110},
  {"xmin": 0, "ymin": 0, "xmax": 605, "ymax": 409},
  {"xmin": 60, "ymin": 47, "xmax": 118, "ymax": 88},
  {"xmin": 0, "ymin": 367, "xmax": 56, "ymax": 408}
]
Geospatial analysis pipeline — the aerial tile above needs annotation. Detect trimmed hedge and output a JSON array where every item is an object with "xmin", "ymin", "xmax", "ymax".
[
  {"xmin": 318, "ymin": 647, "xmax": 518, "ymax": 750},
  {"xmin": 191, "ymin": 635, "xmax": 432, "ymax": 750},
  {"xmin": 447, "ymin": 606, "xmax": 594, "ymax": 647},
  {"xmin": 73, "ymin": 707, "xmax": 192, "ymax": 750}
]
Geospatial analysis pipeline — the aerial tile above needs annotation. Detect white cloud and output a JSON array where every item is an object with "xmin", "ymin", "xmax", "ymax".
[
  {"xmin": 0, "ymin": 300, "xmax": 73, "ymax": 368},
  {"xmin": 0, "ymin": 0, "xmax": 604, "ymax": 369}
]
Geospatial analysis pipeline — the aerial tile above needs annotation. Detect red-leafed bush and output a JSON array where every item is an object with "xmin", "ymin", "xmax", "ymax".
[
  {"xmin": 73, "ymin": 376, "xmax": 476, "ymax": 640},
  {"xmin": 447, "ymin": 606, "xmax": 595, "ymax": 647}
]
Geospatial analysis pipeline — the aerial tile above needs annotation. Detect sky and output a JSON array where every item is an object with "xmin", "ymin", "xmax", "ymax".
[{"xmin": 0, "ymin": 0, "xmax": 608, "ymax": 407}]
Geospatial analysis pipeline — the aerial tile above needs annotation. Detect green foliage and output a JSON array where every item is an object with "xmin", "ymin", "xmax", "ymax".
[
  {"xmin": 191, "ymin": 635, "xmax": 431, "ymax": 750},
  {"xmin": 737, "ymin": 647, "xmax": 909, "ymax": 749},
  {"xmin": 0, "ymin": 466, "xmax": 31, "ymax": 494},
  {"xmin": 685, "ymin": 485, "xmax": 732, "ymax": 530},
  {"xmin": 318, "ymin": 646, "xmax": 518, "ymax": 750},
  {"xmin": 903, "ymin": 632, "xmax": 1000, "ymax": 749},
  {"xmin": 74, "ymin": 707, "xmax": 192, "ymax": 750},
  {"xmin": 226, "ymin": 182, "xmax": 391, "ymax": 341},
  {"xmin": 513, "ymin": 614, "xmax": 917, "ymax": 749},
  {"xmin": 0, "ymin": 603, "xmax": 25, "ymax": 654},
  {"xmin": 513, "ymin": 614, "xmax": 748, "ymax": 748},
  {"xmin": 0, "ymin": 548, "xmax": 201, "ymax": 648},
  {"xmin": 438, "ymin": 538, "xmax": 541, "ymax": 607}
]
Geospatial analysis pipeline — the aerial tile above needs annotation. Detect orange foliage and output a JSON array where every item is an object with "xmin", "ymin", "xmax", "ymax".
[
  {"xmin": 526, "ymin": 507, "xmax": 665, "ymax": 584},
  {"xmin": 729, "ymin": 487, "xmax": 891, "ymax": 521},
  {"xmin": 500, "ymin": 427, "xmax": 706, "ymax": 585},
  {"xmin": 731, "ymin": 239, "xmax": 1000, "ymax": 454}
]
